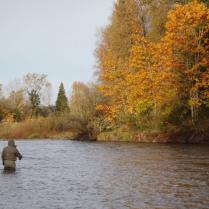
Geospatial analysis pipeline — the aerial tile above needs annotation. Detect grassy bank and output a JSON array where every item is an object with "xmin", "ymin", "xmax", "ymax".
[
  {"xmin": 97, "ymin": 126, "xmax": 209, "ymax": 144},
  {"xmin": 0, "ymin": 116, "xmax": 74, "ymax": 139},
  {"xmin": 0, "ymin": 116, "xmax": 209, "ymax": 144}
]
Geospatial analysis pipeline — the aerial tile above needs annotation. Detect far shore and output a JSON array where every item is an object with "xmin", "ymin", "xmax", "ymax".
[{"xmin": 0, "ymin": 129, "xmax": 208, "ymax": 144}]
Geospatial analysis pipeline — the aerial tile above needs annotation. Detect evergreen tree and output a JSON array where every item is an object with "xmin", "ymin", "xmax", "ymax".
[{"xmin": 55, "ymin": 82, "xmax": 69, "ymax": 112}]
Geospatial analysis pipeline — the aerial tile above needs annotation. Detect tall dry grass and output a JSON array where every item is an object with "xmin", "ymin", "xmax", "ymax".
[{"xmin": 0, "ymin": 115, "xmax": 74, "ymax": 139}]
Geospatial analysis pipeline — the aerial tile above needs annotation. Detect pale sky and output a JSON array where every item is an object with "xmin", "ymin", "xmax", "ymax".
[{"xmin": 0, "ymin": 0, "xmax": 115, "ymax": 96}]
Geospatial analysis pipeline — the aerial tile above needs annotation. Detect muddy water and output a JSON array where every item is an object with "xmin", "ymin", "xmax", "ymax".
[{"xmin": 0, "ymin": 141, "xmax": 209, "ymax": 209}]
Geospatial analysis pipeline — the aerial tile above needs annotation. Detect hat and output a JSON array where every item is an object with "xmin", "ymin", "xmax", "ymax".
[{"xmin": 8, "ymin": 139, "xmax": 15, "ymax": 147}]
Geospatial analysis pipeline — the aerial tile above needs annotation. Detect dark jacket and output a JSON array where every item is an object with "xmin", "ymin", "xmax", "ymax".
[{"xmin": 1, "ymin": 140, "xmax": 22, "ymax": 163}]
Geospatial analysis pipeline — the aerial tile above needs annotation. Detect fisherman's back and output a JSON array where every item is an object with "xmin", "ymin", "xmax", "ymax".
[
  {"xmin": 2, "ymin": 146, "xmax": 19, "ymax": 161},
  {"xmin": 1, "ymin": 140, "xmax": 22, "ymax": 171}
]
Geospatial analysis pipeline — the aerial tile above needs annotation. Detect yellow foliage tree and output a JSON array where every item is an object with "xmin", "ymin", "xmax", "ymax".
[
  {"xmin": 128, "ymin": 34, "xmax": 178, "ymax": 124},
  {"xmin": 97, "ymin": 47, "xmax": 130, "ymax": 122},
  {"xmin": 97, "ymin": 0, "xmax": 209, "ymax": 129},
  {"xmin": 164, "ymin": 0, "xmax": 209, "ymax": 123}
]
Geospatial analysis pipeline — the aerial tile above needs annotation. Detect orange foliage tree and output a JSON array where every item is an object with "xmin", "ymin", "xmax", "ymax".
[
  {"xmin": 128, "ymin": 34, "xmax": 178, "ymax": 126},
  {"xmin": 164, "ymin": 0, "xmax": 209, "ymax": 123},
  {"xmin": 97, "ymin": 0, "xmax": 209, "ymax": 129}
]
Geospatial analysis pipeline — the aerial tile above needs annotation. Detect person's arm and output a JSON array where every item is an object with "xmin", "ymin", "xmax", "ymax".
[
  {"xmin": 1, "ymin": 149, "xmax": 5, "ymax": 165},
  {"xmin": 16, "ymin": 149, "xmax": 22, "ymax": 160}
]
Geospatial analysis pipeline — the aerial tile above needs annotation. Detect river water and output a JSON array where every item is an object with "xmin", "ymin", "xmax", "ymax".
[{"xmin": 0, "ymin": 140, "xmax": 209, "ymax": 209}]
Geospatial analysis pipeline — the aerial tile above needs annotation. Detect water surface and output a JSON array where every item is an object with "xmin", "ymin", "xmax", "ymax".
[{"xmin": 0, "ymin": 140, "xmax": 209, "ymax": 209}]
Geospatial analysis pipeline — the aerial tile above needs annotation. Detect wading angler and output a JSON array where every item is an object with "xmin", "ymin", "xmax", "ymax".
[{"xmin": 1, "ymin": 140, "xmax": 23, "ymax": 171}]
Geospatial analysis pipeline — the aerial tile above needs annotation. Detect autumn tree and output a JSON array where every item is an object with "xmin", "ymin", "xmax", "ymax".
[
  {"xmin": 28, "ymin": 89, "xmax": 40, "ymax": 117},
  {"xmin": 8, "ymin": 89, "xmax": 25, "ymax": 121},
  {"xmin": 201, "ymin": 0, "xmax": 209, "ymax": 6},
  {"xmin": 98, "ymin": 0, "xmax": 145, "ymax": 61},
  {"xmin": 128, "ymin": 0, "xmax": 189, "ymax": 42},
  {"xmin": 55, "ymin": 82, "xmax": 69, "ymax": 113},
  {"xmin": 124, "ymin": 32, "xmax": 178, "ymax": 129},
  {"xmin": 23, "ymin": 73, "xmax": 51, "ymax": 117},
  {"xmin": 96, "ymin": 0, "xmax": 145, "ymax": 123},
  {"xmin": 4, "ymin": 78, "xmax": 27, "ymax": 121},
  {"xmin": 69, "ymin": 82, "xmax": 105, "ymax": 139},
  {"xmin": 96, "ymin": 0, "xmax": 209, "ymax": 132},
  {"xmin": 164, "ymin": 1, "xmax": 209, "ymax": 124},
  {"xmin": 145, "ymin": 0, "xmax": 176, "ymax": 41}
]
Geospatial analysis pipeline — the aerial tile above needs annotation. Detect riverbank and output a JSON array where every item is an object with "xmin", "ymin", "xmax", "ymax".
[
  {"xmin": 0, "ymin": 118, "xmax": 208, "ymax": 143},
  {"xmin": 0, "ymin": 118, "xmax": 74, "ymax": 140},
  {"xmin": 97, "ymin": 128, "xmax": 209, "ymax": 144},
  {"xmin": 0, "ymin": 132, "xmax": 74, "ymax": 140},
  {"xmin": 0, "ymin": 127, "xmax": 208, "ymax": 144}
]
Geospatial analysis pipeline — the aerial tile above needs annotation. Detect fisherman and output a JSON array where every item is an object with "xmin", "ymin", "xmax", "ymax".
[{"xmin": 1, "ymin": 139, "xmax": 22, "ymax": 171}]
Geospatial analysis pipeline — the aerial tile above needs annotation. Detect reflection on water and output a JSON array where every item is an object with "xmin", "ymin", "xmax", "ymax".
[
  {"xmin": 2, "ymin": 170, "xmax": 16, "ymax": 175},
  {"xmin": 0, "ymin": 141, "xmax": 209, "ymax": 209}
]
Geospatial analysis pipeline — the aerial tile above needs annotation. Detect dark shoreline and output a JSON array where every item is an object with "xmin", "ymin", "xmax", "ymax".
[
  {"xmin": 0, "ymin": 129, "xmax": 208, "ymax": 144},
  {"xmin": 97, "ymin": 129, "xmax": 209, "ymax": 144}
]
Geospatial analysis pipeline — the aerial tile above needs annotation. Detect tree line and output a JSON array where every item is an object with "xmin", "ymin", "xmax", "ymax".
[
  {"xmin": 0, "ymin": 0, "xmax": 209, "ymax": 140},
  {"xmin": 96, "ymin": 0, "xmax": 209, "ymax": 134},
  {"xmin": 0, "ymin": 73, "xmax": 104, "ymax": 139}
]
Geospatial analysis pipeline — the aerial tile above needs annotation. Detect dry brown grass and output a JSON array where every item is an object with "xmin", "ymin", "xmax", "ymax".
[{"xmin": 0, "ymin": 116, "xmax": 74, "ymax": 139}]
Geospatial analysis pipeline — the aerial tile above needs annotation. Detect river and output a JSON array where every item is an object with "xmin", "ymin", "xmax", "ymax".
[{"xmin": 0, "ymin": 140, "xmax": 209, "ymax": 209}]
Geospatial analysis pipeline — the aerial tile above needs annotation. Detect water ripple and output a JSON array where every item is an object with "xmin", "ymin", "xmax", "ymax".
[{"xmin": 0, "ymin": 141, "xmax": 209, "ymax": 209}]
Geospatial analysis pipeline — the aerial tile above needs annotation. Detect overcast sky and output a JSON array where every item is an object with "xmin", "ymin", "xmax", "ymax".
[{"xmin": 0, "ymin": 0, "xmax": 115, "ymax": 95}]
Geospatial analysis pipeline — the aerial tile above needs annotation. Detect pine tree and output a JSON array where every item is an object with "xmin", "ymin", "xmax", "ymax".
[{"xmin": 55, "ymin": 82, "xmax": 69, "ymax": 112}]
